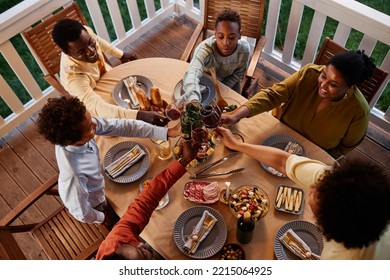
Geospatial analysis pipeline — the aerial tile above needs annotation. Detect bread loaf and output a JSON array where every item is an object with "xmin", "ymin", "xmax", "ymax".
[
  {"xmin": 150, "ymin": 87, "xmax": 163, "ymax": 108},
  {"xmin": 135, "ymin": 86, "xmax": 151, "ymax": 110}
]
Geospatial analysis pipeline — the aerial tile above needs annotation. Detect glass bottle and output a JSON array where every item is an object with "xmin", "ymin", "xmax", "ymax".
[{"xmin": 236, "ymin": 211, "xmax": 255, "ymax": 244}]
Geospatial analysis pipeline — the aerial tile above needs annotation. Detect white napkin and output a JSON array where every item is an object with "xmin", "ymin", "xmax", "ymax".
[
  {"xmin": 284, "ymin": 141, "xmax": 303, "ymax": 154},
  {"xmin": 200, "ymin": 84, "xmax": 208, "ymax": 94},
  {"xmin": 123, "ymin": 76, "xmax": 139, "ymax": 108},
  {"xmin": 184, "ymin": 210, "xmax": 217, "ymax": 254},
  {"xmin": 279, "ymin": 229, "xmax": 320, "ymax": 260},
  {"xmin": 105, "ymin": 145, "xmax": 146, "ymax": 178},
  {"xmin": 267, "ymin": 166, "xmax": 284, "ymax": 177}
]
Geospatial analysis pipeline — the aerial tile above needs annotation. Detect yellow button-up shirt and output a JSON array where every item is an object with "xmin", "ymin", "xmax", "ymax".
[{"xmin": 60, "ymin": 26, "xmax": 137, "ymax": 119}]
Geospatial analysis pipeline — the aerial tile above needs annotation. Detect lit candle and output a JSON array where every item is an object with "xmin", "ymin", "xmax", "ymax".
[{"xmin": 225, "ymin": 182, "xmax": 230, "ymax": 200}]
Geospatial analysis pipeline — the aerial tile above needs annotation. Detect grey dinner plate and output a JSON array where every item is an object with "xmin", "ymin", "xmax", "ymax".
[
  {"xmin": 274, "ymin": 220, "xmax": 323, "ymax": 260},
  {"xmin": 103, "ymin": 141, "xmax": 150, "ymax": 183},
  {"xmin": 112, "ymin": 75, "xmax": 153, "ymax": 109},
  {"xmin": 173, "ymin": 75, "xmax": 216, "ymax": 105},
  {"xmin": 260, "ymin": 134, "xmax": 305, "ymax": 177},
  {"xmin": 173, "ymin": 206, "xmax": 227, "ymax": 259}
]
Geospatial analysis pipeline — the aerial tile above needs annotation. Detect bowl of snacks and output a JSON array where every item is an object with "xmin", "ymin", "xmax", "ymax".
[
  {"xmin": 229, "ymin": 185, "xmax": 269, "ymax": 222},
  {"xmin": 139, "ymin": 177, "xmax": 169, "ymax": 210},
  {"xmin": 219, "ymin": 243, "xmax": 245, "ymax": 260},
  {"xmin": 173, "ymin": 136, "xmax": 215, "ymax": 167},
  {"xmin": 274, "ymin": 184, "xmax": 304, "ymax": 215},
  {"xmin": 221, "ymin": 97, "xmax": 241, "ymax": 113}
]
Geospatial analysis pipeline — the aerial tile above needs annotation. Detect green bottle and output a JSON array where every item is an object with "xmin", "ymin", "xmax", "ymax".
[{"xmin": 236, "ymin": 211, "xmax": 255, "ymax": 244}]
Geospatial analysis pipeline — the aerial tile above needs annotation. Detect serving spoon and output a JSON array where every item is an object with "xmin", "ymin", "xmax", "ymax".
[{"xmin": 209, "ymin": 67, "xmax": 228, "ymax": 110}]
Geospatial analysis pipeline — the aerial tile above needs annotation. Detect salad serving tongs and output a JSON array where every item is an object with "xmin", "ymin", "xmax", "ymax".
[{"xmin": 190, "ymin": 152, "xmax": 244, "ymax": 179}]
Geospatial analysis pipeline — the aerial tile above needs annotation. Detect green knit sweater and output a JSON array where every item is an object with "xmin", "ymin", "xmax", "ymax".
[{"xmin": 244, "ymin": 64, "xmax": 370, "ymax": 158}]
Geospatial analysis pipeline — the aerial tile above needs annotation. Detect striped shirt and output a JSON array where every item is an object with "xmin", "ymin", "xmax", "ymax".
[{"xmin": 182, "ymin": 36, "xmax": 250, "ymax": 102}]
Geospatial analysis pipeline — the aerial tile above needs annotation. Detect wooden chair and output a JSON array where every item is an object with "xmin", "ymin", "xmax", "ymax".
[
  {"xmin": 22, "ymin": 2, "xmax": 89, "ymax": 98},
  {"xmin": 0, "ymin": 228, "xmax": 27, "ymax": 260},
  {"xmin": 314, "ymin": 37, "xmax": 389, "ymax": 104},
  {"xmin": 0, "ymin": 175, "xmax": 110, "ymax": 260},
  {"xmin": 180, "ymin": 0, "xmax": 267, "ymax": 95},
  {"xmin": 23, "ymin": 1, "xmax": 117, "ymax": 98}
]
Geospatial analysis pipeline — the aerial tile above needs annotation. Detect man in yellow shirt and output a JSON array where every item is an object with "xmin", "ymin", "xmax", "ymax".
[{"xmin": 52, "ymin": 18, "xmax": 168, "ymax": 126}]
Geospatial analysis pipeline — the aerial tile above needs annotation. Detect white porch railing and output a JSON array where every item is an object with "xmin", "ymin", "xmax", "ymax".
[
  {"xmin": 178, "ymin": 0, "xmax": 390, "ymax": 131},
  {"xmin": 0, "ymin": 0, "xmax": 389, "ymax": 137}
]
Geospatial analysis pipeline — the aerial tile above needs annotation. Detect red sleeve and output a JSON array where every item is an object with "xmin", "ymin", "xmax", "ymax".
[{"xmin": 96, "ymin": 160, "xmax": 186, "ymax": 259}]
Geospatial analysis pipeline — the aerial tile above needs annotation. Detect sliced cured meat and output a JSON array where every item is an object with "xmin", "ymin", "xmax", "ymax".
[{"xmin": 183, "ymin": 181, "xmax": 220, "ymax": 204}]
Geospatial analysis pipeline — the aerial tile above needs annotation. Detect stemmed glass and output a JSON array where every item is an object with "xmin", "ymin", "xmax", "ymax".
[
  {"xmin": 165, "ymin": 100, "xmax": 181, "ymax": 121},
  {"xmin": 201, "ymin": 101, "xmax": 222, "ymax": 143},
  {"xmin": 191, "ymin": 120, "xmax": 209, "ymax": 159},
  {"xmin": 201, "ymin": 103, "xmax": 221, "ymax": 128}
]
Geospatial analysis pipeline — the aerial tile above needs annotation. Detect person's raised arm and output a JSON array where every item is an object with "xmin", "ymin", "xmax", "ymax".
[
  {"xmin": 220, "ymin": 105, "xmax": 250, "ymax": 126},
  {"xmin": 215, "ymin": 126, "xmax": 290, "ymax": 174},
  {"xmin": 120, "ymin": 50, "xmax": 137, "ymax": 63},
  {"xmin": 136, "ymin": 110, "xmax": 169, "ymax": 127},
  {"xmin": 179, "ymin": 139, "xmax": 200, "ymax": 167}
]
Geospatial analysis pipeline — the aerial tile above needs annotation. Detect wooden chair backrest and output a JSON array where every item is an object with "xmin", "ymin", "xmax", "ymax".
[
  {"xmin": 0, "ymin": 228, "xmax": 27, "ymax": 260},
  {"xmin": 180, "ymin": 0, "xmax": 267, "ymax": 95},
  {"xmin": 203, "ymin": 0, "xmax": 265, "ymax": 43},
  {"xmin": 0, "ymin": 174, "xmax": 109, "ymax": 260},
  {"xmin": 314, "ymin": 37, "xmax": 389, "ymax": 103},
  {"xmin": 22, "ymin": 2, "xmax": 88, "ymax": 77}
]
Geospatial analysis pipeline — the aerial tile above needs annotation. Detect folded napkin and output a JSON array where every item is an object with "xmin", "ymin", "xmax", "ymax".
[
  {"xmin": 105, "ymin": 145, "xmax": 146, "ymax": 178},
  {"xmin": 279, "ymin": 229, "xmax": 320, "ymax": 260},
  {"xmin": 184, "ymin": 210, "xmax": 217, "ymax": 254},
  {"xmin": 200, "ymin": 84, "xmax": 208, "ymax": 94},
  {"xmin": 267, "ymin": 166, "xmax": 284, "ymax": 177},
  {"xmin": 123, "ymin": 76, "xmax": 139, "ymax": 108},
  {"xmin": 284, "ymin": 141, "xmax": 303, "ymax": 155}
]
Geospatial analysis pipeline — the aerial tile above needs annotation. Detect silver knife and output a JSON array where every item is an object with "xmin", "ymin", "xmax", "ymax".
[{"xmin": 190, "ymin": 152, "xmax": 240, "ymax": 179}]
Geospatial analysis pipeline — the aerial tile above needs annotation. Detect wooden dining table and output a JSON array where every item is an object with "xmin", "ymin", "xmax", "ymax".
[{"xmin": 93, "ymin": 57, "xmax": 335, "ymax": 260}]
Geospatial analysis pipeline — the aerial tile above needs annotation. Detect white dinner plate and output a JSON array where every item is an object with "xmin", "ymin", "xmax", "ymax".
[
  {"xmin": 103, "ymin": 141, "xmax": 150, "ymax": 183},
  {"xmin": 173, "ymin": 75, "xmax": 216, "ymax": 105},
  {"xmin": 173, "ymin": 206, "xmax": 227, "ymax": 259},
  {"xmin": 260, "ymin": 134, "xmax": 305, "ymax": 177},
  {"xmin": 274, "ymin": 220, "xmax": 323, "ymax": 260},
  {"xmin": 112, "ymin": 75, "xmax": 153, "ymax": 109}
]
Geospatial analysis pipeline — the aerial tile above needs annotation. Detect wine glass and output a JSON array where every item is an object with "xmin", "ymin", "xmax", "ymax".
[
  {"xmin": 191, "ymin": 120, "xmax": 210, "ymax": 159},
  {"xmin": 201, "ymin": 102, "xmax": 221, "ymax": 129},
  {"xmin": 201, "ymin": 101, "xmax": 222, "ymax": 143},
  {"xmin": 191, "ymin": 120, "xmax": 208, "ymax": 144},
  {"xmin": 165, "ymin": 100, "xmax": 181, "ymax": 121}
]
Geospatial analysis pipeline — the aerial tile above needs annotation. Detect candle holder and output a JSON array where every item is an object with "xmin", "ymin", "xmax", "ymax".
[{"xmin": 219, "ymin": 182, "xmax": 231, "ymax": 204}]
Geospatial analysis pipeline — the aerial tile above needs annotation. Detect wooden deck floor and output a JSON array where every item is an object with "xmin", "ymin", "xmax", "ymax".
[{"xmin": 0, "ymin": 15, "xmax": 389, "ymax": 260}]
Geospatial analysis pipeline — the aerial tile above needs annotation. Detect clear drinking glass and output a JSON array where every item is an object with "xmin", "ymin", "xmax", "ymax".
[{"xmin": 151, "ymin": 138, "xmax": 172, "ymax": 160}]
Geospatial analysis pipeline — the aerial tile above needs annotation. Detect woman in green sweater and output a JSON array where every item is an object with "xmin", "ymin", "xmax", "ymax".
[{"xmin": 221, "ymin": 50, "xmax": 376, "ymax": 158}]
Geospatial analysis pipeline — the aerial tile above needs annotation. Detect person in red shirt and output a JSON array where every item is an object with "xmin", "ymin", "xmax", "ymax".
[{"xmin": 96, "ymin": 140, "xmax": 198, "ymax": 260}]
